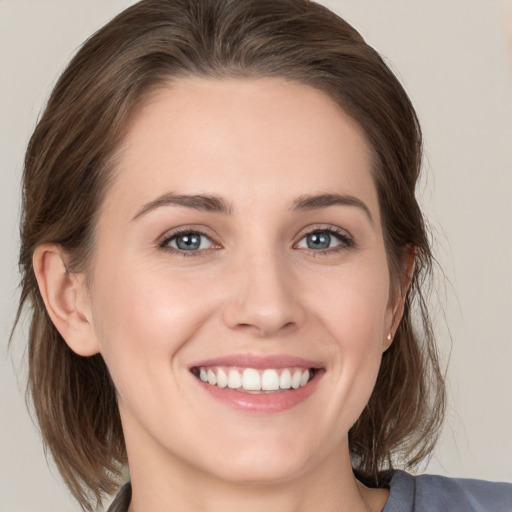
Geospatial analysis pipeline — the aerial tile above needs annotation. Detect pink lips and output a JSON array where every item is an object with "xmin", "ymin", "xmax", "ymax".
[
  {"xmin": 190, "ymin": 353, "xmax": 325, "ymax": 414},
  {"xmin": 189, "ymin": 353, "xmax": 324, "ymax": 370}
]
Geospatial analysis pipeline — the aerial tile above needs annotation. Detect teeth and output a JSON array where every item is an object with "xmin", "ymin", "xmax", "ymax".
[
  {"xmin": 196, "ymin": 366, "xmax": 313, "ymax": 392},
  {"xmin": 279, "ymin": 369, "xmax": 292, "ymax": 389},
  {"xmin": 300, "ymin": 369, "xmax": 310, "ymax": 387},
  {"xmin": 261, "ymin": 369, "xmax": 280, "ymax": 391},
  {"xmin": 207, "ymin": 369, "xmax": 217, "ymax": 386},
  {"xmin": 291, "ymin": 370, "xmax": 302, "ymax": 389},
  {"xmin": 242, "ymin": 368, "xmax": 261, "ymax": 390},
  {"xmin": 228, "ymin": 368, "xmax": 242, "ymax": 389},
  {"xmin": 216, "ymin": 368, "xmax": 228, "ymax": 388}
]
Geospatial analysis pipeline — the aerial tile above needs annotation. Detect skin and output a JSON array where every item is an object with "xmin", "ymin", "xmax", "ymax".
[{"xmin": 34, "ymin": 77, "xmax": 408, "ymax": 512}]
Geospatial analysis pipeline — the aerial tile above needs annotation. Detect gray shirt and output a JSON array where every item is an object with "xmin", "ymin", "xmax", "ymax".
[
  {"xmin": 383, "ymin": 472, "xmax": 512, "ymax": 512},
  {"xmin": 107, "ymin": 472, "xmax": 512, "ymax": 511}
]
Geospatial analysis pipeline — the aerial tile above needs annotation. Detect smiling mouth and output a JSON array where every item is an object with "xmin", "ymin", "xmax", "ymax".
[{"xmin": 191, "ymin": 366, "xmax": 317, "ymax": 394}]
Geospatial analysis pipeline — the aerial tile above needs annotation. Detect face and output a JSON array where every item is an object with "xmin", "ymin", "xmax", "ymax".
[{"xmin": 84, "ymin": 77, "xmax": 399, "ymax": 484}]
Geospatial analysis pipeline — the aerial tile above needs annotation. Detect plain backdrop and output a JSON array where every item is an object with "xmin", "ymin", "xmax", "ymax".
[{"xmin": 1, "ymin": 1, "xmax": 511, "ymax": 511}]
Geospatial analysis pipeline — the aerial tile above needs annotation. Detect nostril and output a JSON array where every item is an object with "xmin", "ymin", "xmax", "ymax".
[{"xmin": 232, "ymin": 320, "xmax": 298, "ymax": 338}]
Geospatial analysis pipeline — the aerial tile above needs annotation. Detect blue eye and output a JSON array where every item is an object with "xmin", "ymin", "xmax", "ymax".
[
  {"xmin": 296, "ymin": 229, "xmax": 351, "ymax": 251},
  {"xmin": 163, "ymin": 231, "xmax": 214, "ymax": 252}
]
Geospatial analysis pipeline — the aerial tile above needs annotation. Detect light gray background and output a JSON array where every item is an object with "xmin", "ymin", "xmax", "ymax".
[{"xmin": 1, "ymin": 1, "xmax": 511, "ymax": 511}]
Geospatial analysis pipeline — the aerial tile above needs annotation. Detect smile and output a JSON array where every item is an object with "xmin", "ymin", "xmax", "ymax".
[
  {"xmin": 192, "ymin": 366, "xmax": 314, "ymax": 393},
  {"xmin": 189, "ymin": 354, "xmax": 325, "ymax": 413}
]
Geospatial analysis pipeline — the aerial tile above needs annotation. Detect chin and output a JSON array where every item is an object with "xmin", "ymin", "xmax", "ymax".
[
  {"xmin": 204, "ymin": 454, "xmax": 309, "ymax": 486},
  {"xmin": 187, "ymin": 429, "xmax": 321, "ymax": 485}
]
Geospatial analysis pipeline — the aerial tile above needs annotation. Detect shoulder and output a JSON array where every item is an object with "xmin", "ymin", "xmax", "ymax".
[{"xmin": 384, "ymin": 471, "xmax": 512, "ymax": 512}]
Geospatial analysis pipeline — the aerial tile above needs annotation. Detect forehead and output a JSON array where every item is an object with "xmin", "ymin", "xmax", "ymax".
[{"xmin": 108, "ymin": 76, "xmax": 379, "ymax": 219}]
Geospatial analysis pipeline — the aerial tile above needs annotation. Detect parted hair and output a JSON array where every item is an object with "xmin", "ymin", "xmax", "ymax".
[{"xmin": 15, "ymin": 0, "xmax": 445, "ymax": 510}]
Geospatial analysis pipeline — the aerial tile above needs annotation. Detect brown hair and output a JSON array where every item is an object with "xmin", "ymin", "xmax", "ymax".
[{"xmin": 15, "ymin": 0, "xmax": 445, "ymax": 509}]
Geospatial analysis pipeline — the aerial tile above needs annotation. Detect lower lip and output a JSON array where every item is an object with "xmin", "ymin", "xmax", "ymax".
[{"xmin": 196, "ymin": 371, "xmax": 324, "ymax": 414}]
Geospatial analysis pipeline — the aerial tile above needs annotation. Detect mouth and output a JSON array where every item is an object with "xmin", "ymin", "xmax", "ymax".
[
  {"xmin": 189, "ymin": 354, "xmax": 325, "ymax": 413},
  {"xmin": 190, "ymin": 366, "xmax": 317, "ymax": 393}
]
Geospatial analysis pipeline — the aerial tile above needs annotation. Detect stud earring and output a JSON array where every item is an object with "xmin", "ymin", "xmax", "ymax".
[{"xmin": 387, "ymin": 333, "xmax": 392, "ymax": 341}]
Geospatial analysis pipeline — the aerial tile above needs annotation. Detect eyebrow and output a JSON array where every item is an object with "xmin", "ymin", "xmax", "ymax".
[
  {"xmin": 131, "ymin": 193, "xmax": 233, "ymax": 221},
  {"xmin": 131, "ymin": 191, "xmax": 373, "ymax": 224},
  {"xmin": 291, "ymin": 193, "xmax": 373, "ymax": 224}
]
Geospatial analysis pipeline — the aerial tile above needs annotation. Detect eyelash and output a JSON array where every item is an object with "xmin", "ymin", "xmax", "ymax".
[
  {"xmin": 159, "ymin": 228, "xmax": 218, "ymax": 257},
  {"xmin": 158, "ymin": 226, "xmax": 354, "ymax": 257},
  {"xmin": 295, "ymin": 227, "xmax": 355, "ymax": 255}
]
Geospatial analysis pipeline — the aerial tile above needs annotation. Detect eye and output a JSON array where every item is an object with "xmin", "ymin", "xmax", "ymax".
[
  {"xmin": 296, "ymin": 229, "xmax": 352, "ymax": 251},
  {"xmin": 161, "ymin": 230, "xmax": 215, "ymax": 252}
]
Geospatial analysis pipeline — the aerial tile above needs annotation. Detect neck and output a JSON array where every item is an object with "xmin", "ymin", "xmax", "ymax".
[{"xmin": 125, "ymin": 434, "xmax": 387, "ymax": 512}]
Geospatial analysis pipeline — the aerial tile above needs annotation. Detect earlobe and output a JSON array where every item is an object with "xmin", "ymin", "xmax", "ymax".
[
  {"xmin": 32, "ymin": 244, "xmax": 100, "ymax": 357},
  {"xmin": 384, "ymin": 247, "xmax": 416, "ymax": 351},
  {"xmin": 383, "ymin": 332, "xmax": 393, "ymax": 351}
]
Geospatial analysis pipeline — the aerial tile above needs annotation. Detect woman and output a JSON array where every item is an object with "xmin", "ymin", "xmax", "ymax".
[{"xmin": 14, "ymin": 0, "xmax": 512, "ymax": 511}]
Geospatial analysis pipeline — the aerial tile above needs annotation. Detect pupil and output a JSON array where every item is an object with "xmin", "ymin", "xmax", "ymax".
[
  {"xmin": 176, "ymin": 234, "xmax": 200, "ymax": 250},
  {"xmin": 308, "ymin": 232, "xmax": 330, "ymax": 249}
]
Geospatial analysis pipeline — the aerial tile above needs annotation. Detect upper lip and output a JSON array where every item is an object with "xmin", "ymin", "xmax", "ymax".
[{"xmin": 189, "ymin": 353, "xmax": 324, "ymax": 370}]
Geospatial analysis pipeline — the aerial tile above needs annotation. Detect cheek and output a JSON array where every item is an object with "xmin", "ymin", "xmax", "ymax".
[
  {"xmin": 304, "ymin": 261, "xmax": 391, "ymax": 419},
  {"xmin": 88, "ymin": 258, "xmax": 218, "ymax": 392},
  {"xmin": 308, "ymin": 261, "xmax": 391, "ymax": 347}
]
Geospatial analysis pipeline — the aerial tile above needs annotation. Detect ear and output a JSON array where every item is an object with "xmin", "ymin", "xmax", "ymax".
[
  {"xmin": 33, "ymin": 244, "xmax": 100, "ymax": 356},
  {"xmin": 383, "ymin": 247, "xmax": 416, "ymax": 351}
]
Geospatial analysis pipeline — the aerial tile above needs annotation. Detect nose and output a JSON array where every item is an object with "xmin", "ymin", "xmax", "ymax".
[{"xmin": 222, "ymin": 249, "xmax": 305, "ymax": 337}]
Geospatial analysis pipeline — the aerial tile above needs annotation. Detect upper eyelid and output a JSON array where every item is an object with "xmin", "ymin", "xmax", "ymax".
[
  {"xmin": 293, "ymin": 226, "xmax": 355, "ymax": 252},
  {"xmin": 157, "ymin": 224, "xmax": 354, "ymax": 249},
  {"xmin": 158, "ymin": 229, "xmax": 220, "ymax": 257},
  {"xmin": 294, "ymin": 224, "xmax": 353, "ymax": 241},
  {"xmin": 158, "ymin": 226, "xmax": 218, "ymax": 245}
]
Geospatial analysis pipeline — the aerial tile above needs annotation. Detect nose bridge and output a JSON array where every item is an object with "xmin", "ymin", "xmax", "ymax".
[{"xmin": 222, "ymin": 240, "xmax": 303, "ymax": 336}]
